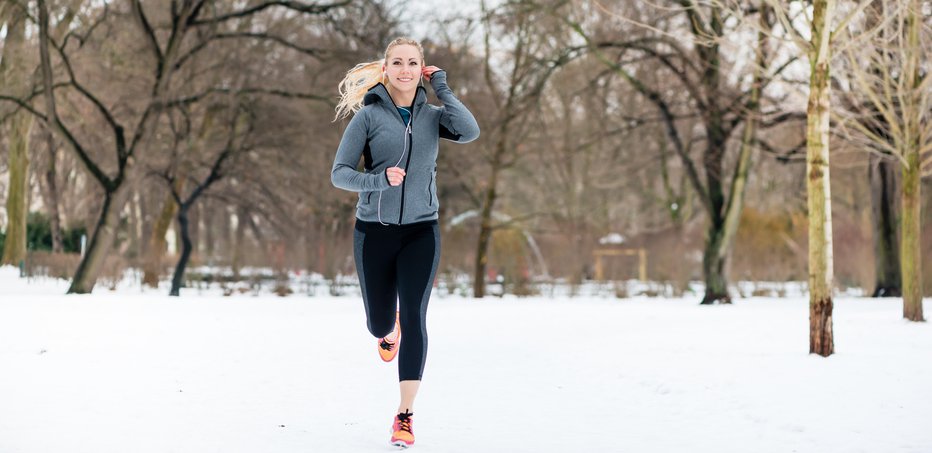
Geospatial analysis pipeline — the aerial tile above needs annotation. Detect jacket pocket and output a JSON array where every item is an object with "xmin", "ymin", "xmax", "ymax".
[
  {"xmin": 428, "ymin": 167, "xmax": 438, "ymax": 208},
  {"xmin": 357, "ymin": 191, "xmax": 376, "ymax": 218},
  {"xmin": 358, "ymin": 191, "xmax": 373, "ymax": 206}
]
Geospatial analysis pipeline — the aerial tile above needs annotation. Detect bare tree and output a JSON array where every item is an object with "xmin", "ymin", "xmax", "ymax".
[
  {"xmin": 469, "ymin": 0, "xmax": 579, "ymax": 297},
  {"xmin": 834, "ymin": 0, "xmax": 930, "ymax": 321},
  {"xmin": 159, "ymin": 102, "xmax": 252, "ymax": 296},
  {"xmin": 553, "ymin": 0, "xmax": 794, "ymax": 304},
  {"xmin": 803, "ymin": 0, "xmax": 837, "ymax": 356},
  {"xmin": 768, "ymin": 0, "xmax": 876, "ymax": 355},
  {"xmin": 1, "ymin": 0, "xmax": 351, "ymax": 292}
]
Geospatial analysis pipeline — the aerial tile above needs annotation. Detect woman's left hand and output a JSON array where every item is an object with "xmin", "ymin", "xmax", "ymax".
[{"xmin": 422, "ymin": 66, "xmax": 442, "ymax": 81}]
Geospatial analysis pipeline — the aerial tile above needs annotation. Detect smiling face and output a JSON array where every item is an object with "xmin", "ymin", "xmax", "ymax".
[{"xmin": 382, "ymin": 44, "xmax": 423, "ymax": 95}]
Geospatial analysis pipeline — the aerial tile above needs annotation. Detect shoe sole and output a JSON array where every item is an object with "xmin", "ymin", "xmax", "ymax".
[{"xmin": 390, "ymin": 427, "xmax": 413, "ymax": 448}]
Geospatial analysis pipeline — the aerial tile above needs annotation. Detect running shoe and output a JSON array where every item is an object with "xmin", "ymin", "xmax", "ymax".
[
  {"xmin": 390, "ymin": 411, "xmax": 415, "ymax": 448},
  {"xmin": 378, "ymin": 311, "xmax": 401, "ymax": 362}
]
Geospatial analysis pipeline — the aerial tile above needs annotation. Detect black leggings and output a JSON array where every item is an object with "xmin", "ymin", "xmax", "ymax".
[{"xmin": 353, "ymin": 219, "xmax": 441, "ymax": 381}]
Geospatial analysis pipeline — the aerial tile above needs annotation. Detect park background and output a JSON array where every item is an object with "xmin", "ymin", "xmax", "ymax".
[{"xmin": 0, "ymin": 0, "xmax": 930, "ymax": 451}]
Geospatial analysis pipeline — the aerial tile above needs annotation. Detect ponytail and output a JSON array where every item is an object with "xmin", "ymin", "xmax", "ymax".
[{"xmin": 334, "ymin": 60, "xmax": 386, "ymax": 121}]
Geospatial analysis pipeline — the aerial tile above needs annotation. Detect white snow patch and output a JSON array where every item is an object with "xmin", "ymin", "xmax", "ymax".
[{"xmin": 0, "ymin": 267, "xmax": 930, "ymax": 452}]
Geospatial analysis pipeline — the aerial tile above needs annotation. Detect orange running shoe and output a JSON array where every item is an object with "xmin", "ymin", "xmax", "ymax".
[
  {"xmin": 390, "ymin": 411, "xmax": 415, "ymax": 448},
  {"xmin": 378, "ymin": 312, "xmax": 401, "ymax": 362}
]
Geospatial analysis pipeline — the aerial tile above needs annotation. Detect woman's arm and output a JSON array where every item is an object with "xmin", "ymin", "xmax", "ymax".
[
  {"xmin": 427, "ymin": 70, "xmax": 480, "ymax": 143},
  {"xmin": 331, "ymin": 110, "xmax": 392, "ymax": 193}
]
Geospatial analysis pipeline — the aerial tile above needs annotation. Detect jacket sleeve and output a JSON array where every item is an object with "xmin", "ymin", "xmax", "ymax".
[
  {"xmin": 331, "ymin": 109, "xmax": 391, "ymax": 193},
  {"xmin": 429, "ymin": 70, "xmax": 480, "ymax": 143}
]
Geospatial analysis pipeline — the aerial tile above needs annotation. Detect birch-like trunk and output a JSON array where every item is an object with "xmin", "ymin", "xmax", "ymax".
[{"xmin": 807, "ymin": 0, "xmax": 835, "ymax": 356}]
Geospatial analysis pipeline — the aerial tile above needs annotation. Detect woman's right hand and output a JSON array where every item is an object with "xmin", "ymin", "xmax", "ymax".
[{"xmin": 386, "ymin": 167, "xmax": 406, "ymax": 186}]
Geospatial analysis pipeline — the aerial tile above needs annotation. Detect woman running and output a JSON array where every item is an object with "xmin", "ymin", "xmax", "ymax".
[{"xmin": 330, "ymin": 37, "xmax": 480, "ymax": 448}]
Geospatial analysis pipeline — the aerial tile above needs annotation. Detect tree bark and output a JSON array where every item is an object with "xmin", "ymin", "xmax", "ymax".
[
  {"xmin": 42, "ymin": 127, "xmax": 64, "ymax": 253},
  {"xmin": 869, "ymin": 154, "xmax": 901, "ymax": 297},
  {"xmin": 68, "ymin": 186, "xmax": 130, "ymax": 293},
  {"xmin": 0, "ymin": 5, "xmax": 32, "ymax": 266},
  {"xmin": 232, "ymin": 206, "xmax": 248, "ymax": 279},
  {"xmin": 900, "ymin": 0, "xmax": 924, "ymax": 322},
  {"xmin": 473, "ymin": 165, "xmax": 500, "ymax": 298},
  {"xmin": 143, "ymin": 184, "xmax": 182, "ymax": 287},
  {"xmin": 901, "ymin": 152, "xmax": 923, "ymax": 321},
  {"xmin": 807, "ymin": 0, "xmax": 835, "ymax": 356},
  {"xmin": 2, "ymin": 112, "xmax": 32, "ymax": 266},
  {"xmin": 170, "ymin": 204, "xmax": 194, "ymax": 296},
  {"xmin": 701, "ymin": 224, "xmax": 730, "ymax": 304}
]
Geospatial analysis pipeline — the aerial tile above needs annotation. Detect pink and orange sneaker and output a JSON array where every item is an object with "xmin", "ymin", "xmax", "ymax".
[
  {"xmin": 390, "ymin": 411, "xmax": 415, "ymax": 448},
  {"xmin": 378, "ymin": 312, "xmax": 401, "ymax": 363}
]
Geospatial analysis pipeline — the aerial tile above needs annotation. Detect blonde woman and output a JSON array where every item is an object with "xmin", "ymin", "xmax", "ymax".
[{"xmin": 331, "ymin": 37, "xmax": 479, "ymax": 448}]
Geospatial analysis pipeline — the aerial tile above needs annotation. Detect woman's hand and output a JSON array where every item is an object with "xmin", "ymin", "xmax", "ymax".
[
  {"xmin": 386, "ymin": 167, "xmax": 406, "ymax": 186},
  {"xmin": 422, "ymin": 66, "xmax": 442, "ymax": 81}
]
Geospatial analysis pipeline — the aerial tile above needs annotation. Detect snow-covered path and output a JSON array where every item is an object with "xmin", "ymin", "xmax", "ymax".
[{"xmin": 1, "ymin": 274, "xmax": 930, "ymax": 452}]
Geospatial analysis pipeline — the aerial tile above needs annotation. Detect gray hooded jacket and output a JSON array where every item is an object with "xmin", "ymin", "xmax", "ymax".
[{"xmin": 331, "ymin": 71, "xmax": 480, "ymax": 225}]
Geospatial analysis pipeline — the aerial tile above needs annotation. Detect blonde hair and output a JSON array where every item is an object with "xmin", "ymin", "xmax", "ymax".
[{"xmin": 334, "ymin": 37, "xmax": 425, "ymax": 121}]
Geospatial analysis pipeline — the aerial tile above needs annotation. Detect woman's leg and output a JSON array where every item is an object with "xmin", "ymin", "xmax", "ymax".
[
  {"xmin": 394, "ymin": 222, "xmax": 441, "ymax": 412},
  {"xmin": 398, "ymin": 381, "xmax": 420, "ymax": 414},
  {"xmin": 354, "ymin": 220, "xmax": 399, "ymax": 338}
]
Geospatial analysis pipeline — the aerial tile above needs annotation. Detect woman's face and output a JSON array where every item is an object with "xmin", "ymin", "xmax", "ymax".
[{"xmin": 383, "ymin": 44, "xmax": 422, "ymax": 93}]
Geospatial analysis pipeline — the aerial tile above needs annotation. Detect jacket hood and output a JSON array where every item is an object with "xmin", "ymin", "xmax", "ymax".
[{"xmin": 363, "ymin": 83, "xmax": 428, "ymax": 108}]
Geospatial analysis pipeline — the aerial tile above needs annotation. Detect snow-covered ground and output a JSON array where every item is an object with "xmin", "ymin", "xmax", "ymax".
[{"xmin": 1, "ymin": 267, "xmax": 930, "ymax": 453}]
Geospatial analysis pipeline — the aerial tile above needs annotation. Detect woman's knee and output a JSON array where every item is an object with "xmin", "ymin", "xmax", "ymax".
[{"xmin": 367, "ymin": 315, "xmax": 395, "ymax": 338}]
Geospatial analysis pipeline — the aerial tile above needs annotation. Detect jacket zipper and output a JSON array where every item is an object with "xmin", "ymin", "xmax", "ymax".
[
  {"xmin": 382, "ymin": 85, "xmax": 424, "ymax": 225},
  {"xmin": 398, "ymin": 120, "xmax": 414, "ymax": 224}
]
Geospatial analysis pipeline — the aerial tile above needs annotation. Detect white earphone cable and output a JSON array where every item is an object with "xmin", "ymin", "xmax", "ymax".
[{"xmin": 378, "ymin": 108, "xmax": 413, "ymax": 225}]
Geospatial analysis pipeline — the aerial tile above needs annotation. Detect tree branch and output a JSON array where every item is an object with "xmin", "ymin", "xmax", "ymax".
[
  {"xmin": 37, "ymin": 0, "xmax": 114, "ymax": 189},
  {"xmin": 167, "ymin": 87, "xmax": 334, "ymax": 108},
  {"xmin": 189, "ymin": 0, "xmax": 352, "ymax": 26},
  {"xmin": 131, "ymin": 0, "xmax": 163, "ymax": 64},
  {"xmin": 558, "ymin": 12, "xmax": 713, "ymax": 215},
  {"xmin": 758, "ymin": 137, "xmax": 806, "ymax": 163},
  {"xmin": 175, "ymin": 32, "xmax": 330, "ymax": 69},
  {"xmin": 47, "ymin": 35, "xmax": 127, "ymax": 154}
]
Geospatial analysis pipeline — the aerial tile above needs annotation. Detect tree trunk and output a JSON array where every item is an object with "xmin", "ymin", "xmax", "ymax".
[
  {"xmin": 869, "ymin": 154, "xmax": 901, "ymax": 297},
  {"xmin": 0, "ymin": 6, "xmax": 32, "ymax": 266},
  {"xmin": 473, "ymin": 163, "xmax": 500, "ymax": 299},
  {"xmin": 2, "ymin": 112, "xmax": 32, "ymax": 266},
  {"xmin": 232, "ymin": 206, "xmax": 247, "ymax": 279},
  {"xmin": 170, "ymin": 204, "xmax": 194, "ymax": 296},
  {"xmin": 901, "ymin": 153, "xmax": 923, "ymax": 321},
  {"xmin": 704, "ymin": 7, "xmax": 767, "ymax": 304},
  {"xmin": 143, "ymin": 187, "xmax": 181, "ymax": 288},
  {"xmin": 203, "ymin": 199, "xmax": 215, "ymax": 262},
  {"xmin": 900, "ymin": 0, "xmax": 924, "ymax": 322},
  {"xmin": 700, "ymin": 224, "xmax": 730, "ymax": 304},
  {"xmin": 807, "ymin": 0, "xmax": 835, "ymax": 356},
  {"xmin": 68, "ymin": 186, "xmax": 129, "ymax": 293},
  {"xmin": 42, "ymin": 126, "xmax": 64, "ymax": 253},
  {"xmin": 188, "ymin": 201, "xmax": 200, "ymax": 263}
]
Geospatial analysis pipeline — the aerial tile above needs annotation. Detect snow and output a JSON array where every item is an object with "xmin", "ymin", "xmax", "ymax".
[{"xmin": 0, "ymin": 266, "xmax": 930, "ymax": 453}]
